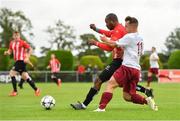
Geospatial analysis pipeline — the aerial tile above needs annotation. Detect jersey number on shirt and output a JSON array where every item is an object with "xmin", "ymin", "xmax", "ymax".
[{"xmin": 137, "ymin": 42, "xmax": 143, "ymax": 56}]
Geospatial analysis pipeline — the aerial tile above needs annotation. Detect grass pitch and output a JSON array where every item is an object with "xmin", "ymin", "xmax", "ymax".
[{"xmin": 0, "ymin": 82, "xmax": 180, "ymax": 120}]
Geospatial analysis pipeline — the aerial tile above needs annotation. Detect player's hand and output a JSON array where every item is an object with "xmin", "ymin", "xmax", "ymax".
[
  {"xmin": 100, "ymin": 35, "xmax": 108, "ymax": 42},
  {"xmin": 4, "ymin": 51, "xmax": 9, "ymax": 55},
  {"xmin": 90, "ymin": 24, "xmax": 96, "ymax": 31},
  {"xmin": 88, "ymin": 39, "xmax": 96, "ymax": 45}
]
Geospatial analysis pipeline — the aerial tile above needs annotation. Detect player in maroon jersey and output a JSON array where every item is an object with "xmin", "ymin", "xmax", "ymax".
[
  {"xmin": 47, "ymin": 54, "xmax": 61, "ymax": 86},
  {"xmin": 4, "ymin": 31, "xmax": 40, "ymax": 96},
  {"xmin": 71, "ymin": 13, "xmax": 153, "ymax": 110}
]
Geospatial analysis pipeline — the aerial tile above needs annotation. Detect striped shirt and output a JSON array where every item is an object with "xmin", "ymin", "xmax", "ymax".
[
  {"xmin": 9, "ymin": 39, "xmax": 30, "ymax": 61},
  {"xmin": 49, "ymin": 58, "xmax": 61, "ymax": 73}
]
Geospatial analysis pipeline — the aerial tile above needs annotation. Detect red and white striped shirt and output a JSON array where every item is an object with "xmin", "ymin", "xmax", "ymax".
[
  {"xmin": 49, "ymin": 58, "xmax": 61, "ymax": 73},
  {"xmin": 9, "ymin": 39, "xmax": 30, "ymax": 61}
]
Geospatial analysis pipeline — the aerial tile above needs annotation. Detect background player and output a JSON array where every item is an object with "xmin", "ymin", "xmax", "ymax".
[
  {"xmin": 47, "ymin": 53, "xmax": 61, "ymax": 86},
  {"xmin": 147, "ymin": 47, "xmax": 159, "ymax": 87},
  {"xmin": 70, "ymin": 13, "xmax": 153, "ymax": 110},
  {"xmin": 4, "ymin": 31, "xmax": 40, "ymax": 96},
  {"xmin": 94, "ymin": 16, "xmax": 158, "ymax": 112}
]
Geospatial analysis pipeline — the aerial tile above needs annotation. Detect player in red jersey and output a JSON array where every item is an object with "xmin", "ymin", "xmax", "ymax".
[
  {"xmin": 94, "ymin": 16, "xmax": 158, "ymax": 112},
  {"xmin": 47, "ymin": 54, "xmax": 61, "ymax": 86},
  {"xmin": 71, "ymin": 13, "xmax": 153, "ymax": 110},
  {"xmin": 4, "ymin": 31, "xmax": 40, "ymax": 96}
]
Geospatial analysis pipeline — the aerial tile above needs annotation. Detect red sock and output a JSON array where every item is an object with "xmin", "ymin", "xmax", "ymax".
[
  {"xmin": 131, "ymin": 94, "xmax": 147, "ymax": 105},
  {"xmin": 147, "ymin": 76, "xmax": 152, "ymax": 86},
  {"xmin": 148, "ymin": 76, "xmax": 152, "ymax": 82},
  {"xmin": 99, "ymin": 92, "xmax": 113, "ymax": 109}
]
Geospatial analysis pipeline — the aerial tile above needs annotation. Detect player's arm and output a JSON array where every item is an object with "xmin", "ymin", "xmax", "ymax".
[
  {"xmin": 47, "ymin": 62, "xmax": 51, "ymax": 69},
  {"xmin": 4, "ymin": 42, "xmax": 12, "ymax": 55},
  {"xmin": 58, "ymin": 62, "xmax": 61, "ymax": 71},
  {"xmin": 88, "ymin": 39, "xmax": 114, "ymax": 51},
  {"xmin": 4, "ymin": 49, "xmax": 12, "ymax": 55},
  {"xmin": 23, "ymin": 41, "xmax": 34, "ymax": 67},
  {"xmin": 24, "ymin": 47, "xmax": 34, "ymax": 68},
  {"xmin": 101, "ymin": 35, "xmax": 129, "ymax": 48},
  {"xmin": 90, "ymin": 24, "xmax": 112, "ymax": 37},
  {"xmin": 152, "ymin": 54, "xmax": 159, "ymax": 61}
]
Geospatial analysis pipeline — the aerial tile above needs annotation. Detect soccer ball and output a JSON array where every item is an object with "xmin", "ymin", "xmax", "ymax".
[{"xmin": 41, "ymin": 95, "xmax": 55, "ymax": 110}]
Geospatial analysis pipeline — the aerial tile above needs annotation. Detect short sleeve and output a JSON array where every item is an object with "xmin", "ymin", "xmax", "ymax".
[
  {"xmin": 23, "ymin": 40, "xmax": 30, "ymax": 49},
  {"xmin": 115, "ymin": 35, "xmax": 130, "ymax": 47},
  {"xmin": 9, "ymin": 41, "xmax": 13, "ymax": 50}
]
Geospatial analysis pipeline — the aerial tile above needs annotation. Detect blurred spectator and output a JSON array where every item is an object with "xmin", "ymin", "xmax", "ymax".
[
  {"xmin": 92, "ymin": 65, "xmax": 99, "ymax": 82},
  {"xmin": 77, "ymin": 64, "xmax": 85, "ymax": 81},
  {"xmin": 86, "ymin": 64, "xmax": 92, "ymax": 81}
]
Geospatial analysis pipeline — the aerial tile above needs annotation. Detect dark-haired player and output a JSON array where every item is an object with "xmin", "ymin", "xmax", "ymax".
[
  {"xmin": 94, "ymin": 16, "xmax": 158, "ymax": 112},
  {"xmin": 47, "ymin": 54, "xmax": 61, "ymax": 86},
  {"xmin": 70, "ymin": 13, "xmax": 153, "ymax": 110},
  {"xmin": 4, "ymin": 31, "xmax": 40, "ymax": 96}
]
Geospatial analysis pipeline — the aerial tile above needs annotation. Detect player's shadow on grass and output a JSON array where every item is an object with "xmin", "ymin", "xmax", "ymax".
[{"xmin": 108, "ymin": 107, "xmax": 150, "ymax": 112}]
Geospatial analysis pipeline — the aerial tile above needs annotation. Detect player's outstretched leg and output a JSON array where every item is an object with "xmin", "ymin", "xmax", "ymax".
[
  {"xmin": 136, "ymin": 85, "xmax": 154, "ymax": 98},
  {"xmin": 94, "ymin": 76, "xmax": 118, "ymax": 112},
  {"xmin": 22, "ymin": 72, "xmax": 40, "ymax": 96},
  {"xmin": 70, "ymin": 77, "xmax": 102, "ymax": 110},
  {"xmin": 9, "ymin": 70, "xmax": 18, "ymax": 96},
  {"xmin": 123, "ymin": 92, "xmax": 158, "ymax": 111}
]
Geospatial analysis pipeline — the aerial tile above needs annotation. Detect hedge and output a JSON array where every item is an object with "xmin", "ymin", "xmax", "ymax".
[{"xmin": 80, "ymin": 55, "xmax": 104, "ymax": 69}]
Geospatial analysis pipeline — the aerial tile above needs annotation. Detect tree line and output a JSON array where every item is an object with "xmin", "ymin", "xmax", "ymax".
[{"xmin": 0, "ymin": 8, "xmax": 180, "ymax": 70}]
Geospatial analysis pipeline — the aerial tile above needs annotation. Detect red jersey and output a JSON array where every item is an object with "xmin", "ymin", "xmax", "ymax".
[
  {"xmin": 95, "ymin": 23, "xmax": 127, "ymax": 59},
  {"xmin": 77, "ymin": 65, "xmax": 85, "ymax": 74},
  {"xmin": 9, "ymin": 39, "xmax": 30, "ymax": 61},
  {"xmin": 49, "ymin": 58, "xmax": 61, "ymax": 73}
]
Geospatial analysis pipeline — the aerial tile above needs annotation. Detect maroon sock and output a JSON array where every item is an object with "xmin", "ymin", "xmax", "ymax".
[
  {"xmin": 147, "ymin": 76, "xmax": 152, "ymax": 86},
  {"xmin": 131, "ymin": 94, "xmax": 147, "ymax": 105},
  {"xmin": 99, "ymin": 92, "xmax": 113, "ymax": 109}
]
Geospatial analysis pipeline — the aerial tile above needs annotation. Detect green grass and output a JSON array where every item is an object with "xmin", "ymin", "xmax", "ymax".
[{"xmin": 0, "ymin": 82, "xmax": 180, "ymax": 120}]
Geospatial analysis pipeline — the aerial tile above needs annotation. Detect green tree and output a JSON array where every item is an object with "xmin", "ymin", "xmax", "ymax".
[
  {"xmin": 77, "ymin": 33, "xmax": 107, "ymax": 61},
  {"xmin": 165, "ymin": 28, "xmax": 180, "ymax": 54},
  {"xmin": 0, "ymin": 48, "xmax": 10, "ymax": 70},
  {"xmin": 0, "ymin": 8, "xmax": 33, "ymax": 48},
  {"xmin": 78, "ymin": 33, "xmax": 97, "ymax": 51},
  {"xmin": 42, "ymin": 20, "xmax": 76, "ymax": 54},
  {"xmin": 168, "ymin": 50, "xmax": 180, "ymax": 69}
]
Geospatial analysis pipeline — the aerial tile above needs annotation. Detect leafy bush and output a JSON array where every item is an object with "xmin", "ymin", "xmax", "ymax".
[
  {"xmin": 0, "ymin": 48, "xmax": 10, "ymax": 71},
  {"xmin": 168, "ymin": 50, "xmax": 180, "ymax": 69},
  {"xmin": 80, "ymin": 55, "xmax": 104, "ymax": 69}
]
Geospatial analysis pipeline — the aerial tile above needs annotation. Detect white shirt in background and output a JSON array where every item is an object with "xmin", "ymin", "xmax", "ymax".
[{"xmin": 149, "ymin": 52, "xmax": 159, "ymax": 68}]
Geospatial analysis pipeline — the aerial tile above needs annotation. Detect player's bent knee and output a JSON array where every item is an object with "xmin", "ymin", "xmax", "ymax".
[
  {"xmin": 22, "ymin": 72, "xmax": 30, "ymax": 80},
  {"xmin": 148, "ymin": 72, "xmax": 152, "ymax": 77},
  {"xmin": 123, "ymin": 92, "xmax": 132, "ymax": 102},
  {"xmin": 93, "ymin": 78, "xmax": 102, "ymax": 90},
  {"xmin": 9, "ymin": 70, "xmax": 16, "ymax": 77}
]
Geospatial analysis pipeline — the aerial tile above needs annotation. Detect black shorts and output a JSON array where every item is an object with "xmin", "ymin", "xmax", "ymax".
[
  {"xmin": 12, "ymin": 60, "xmax": 27, "ymax": 75},
  {"xmin": 51, "ymin": 72, "xmax": 59, "ymax": 79},
  {"xmin": 99, "ymin": 58, "xmax": 123, "ymax": 82}
]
